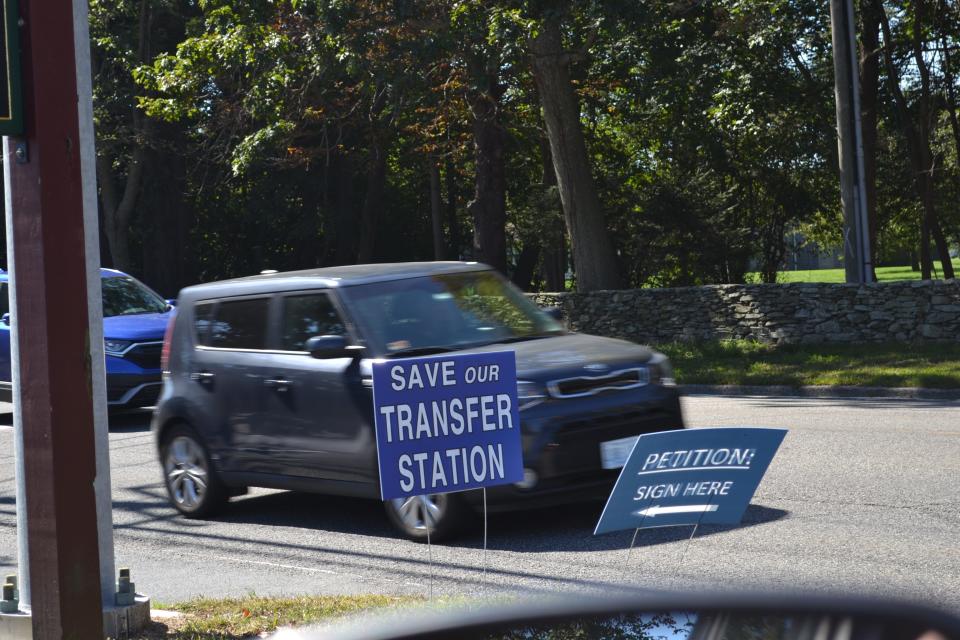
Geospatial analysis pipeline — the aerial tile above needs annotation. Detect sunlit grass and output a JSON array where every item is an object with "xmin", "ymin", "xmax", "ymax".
[
  {"xmin": 138, "ymin": 595, "xmax": 421, "ymax": 639},
  {"xmin": 658, "ymin": 340, "xmax": 960, "ymax": 388},
  {"xmin": 751, "ymin": 260, "xmax": 960, "ymax": 283}
]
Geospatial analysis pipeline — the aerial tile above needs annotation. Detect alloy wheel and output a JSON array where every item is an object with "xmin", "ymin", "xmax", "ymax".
[
  {"xmin": 164, "ymin": 435, "xmax": 209, "ymax": 510},
  {"xmin": 390, "ymin": 494, "xmax": 448, "ymax": 532}
]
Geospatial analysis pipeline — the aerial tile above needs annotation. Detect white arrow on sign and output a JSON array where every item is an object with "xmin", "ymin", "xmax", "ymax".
[{"xmin": 633, "ymin": 504, "xmax": 719, "ymax": 517}]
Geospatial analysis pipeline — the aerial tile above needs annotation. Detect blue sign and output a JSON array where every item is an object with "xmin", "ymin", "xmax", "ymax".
[
  {"xmin": 372, "ymin": 351, "xmax": 524, "ymax": 501},
  {"xmin": 594, "ymin": 427, "xmax": 786, "ymax": 535}
]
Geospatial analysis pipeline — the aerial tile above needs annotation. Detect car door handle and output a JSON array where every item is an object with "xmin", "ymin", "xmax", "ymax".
[
  {"xmin": 190, "ymin": 371, "xmax": 215, "ymax": 385},
  {"xmin": 264, "ymin": 377, "xmax": 292, "ymax": 392}
]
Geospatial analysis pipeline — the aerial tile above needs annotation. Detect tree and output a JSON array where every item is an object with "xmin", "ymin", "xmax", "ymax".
[
  {"xmin": 529, "ymin": 8, "xmax": 622, "ymax": 291},
  {"xmin": 875, "ymin": 0, "xmax": 954, "ymax": 279}
]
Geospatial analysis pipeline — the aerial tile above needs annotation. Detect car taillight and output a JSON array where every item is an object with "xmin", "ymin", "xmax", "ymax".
[{"xmin": 161, "ymin": 313, "xmax": 176, "ymax": 372}]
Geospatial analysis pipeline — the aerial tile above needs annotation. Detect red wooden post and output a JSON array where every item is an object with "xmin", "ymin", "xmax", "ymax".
[{"xmin": 6, "ymin": 0, "xmax": 105, "ymax": 635}]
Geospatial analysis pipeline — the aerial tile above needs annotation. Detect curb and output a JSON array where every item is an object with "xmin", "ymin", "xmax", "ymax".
[{"xmin": 680, "ymin": 384, "xmax": 960, "ymax": 400}]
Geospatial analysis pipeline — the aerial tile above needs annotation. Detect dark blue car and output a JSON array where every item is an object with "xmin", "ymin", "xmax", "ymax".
[
  {"xmin": 153, "ymin": 262, "xmax": 684, "ymax": 540},
  {"xmin": 0, "ymin": 268, "xmax": 174, "ymax": 408}
]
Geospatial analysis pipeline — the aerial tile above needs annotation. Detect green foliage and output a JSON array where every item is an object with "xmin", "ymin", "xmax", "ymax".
[
  {"xmin": 659, "ymin": 339, "xmax": 960, "ymax": 388},
  {"xmin": 749, "ymin": 260, "xmax": 960, "ymax": 283},
  {"xmin": 89, "ymin": 0, "xmax": 960, "ymax": 291}
]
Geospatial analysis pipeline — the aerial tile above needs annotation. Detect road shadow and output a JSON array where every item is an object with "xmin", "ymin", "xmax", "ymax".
[
  {"xmin": 211, "ymin": 491, "xmax": 399, "ymax": 539},
  {"xmin": 110, "ymin": 486, "xmax": 789, "ymax": 595},
  {"xmin": 107, "ymin": 409, "xmax": 153, "ymax": 433},
  {"xmin": 192, "ymin": 490, "xmax": 787, "ymax": 552},
  {"xmin": 0, "ymin": 408, "xmax": 152, "ymax": 431},
  {"xmin": 693, "ymin": 395, "xmax": 960, "ymax": 410},
  {"xmin": 476, "ymin": 502, "xmax": 788, "ymax": 552}
]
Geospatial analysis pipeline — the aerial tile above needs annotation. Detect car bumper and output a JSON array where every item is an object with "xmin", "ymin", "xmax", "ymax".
[
  {"xmin": 0, "ymin": 375, "xmax": 161, "ymax": 408},
  {"xmin": 462, "ymin": 385, "xmax": 684, "ymax": 511},
  {"xmin": 107, "ymin": 373, "xmax": 162, "ymax": 408}
]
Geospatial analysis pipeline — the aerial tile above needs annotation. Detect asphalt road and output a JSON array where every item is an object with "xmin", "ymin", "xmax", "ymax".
[{"xmin": 1, "ymin": 395, "xmax": 959, "ymax": 610}]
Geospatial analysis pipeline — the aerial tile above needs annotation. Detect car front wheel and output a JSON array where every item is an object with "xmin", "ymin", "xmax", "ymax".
[
  {"xmin": 384, "ymin": 493, "xmax": 469, "ymax": 542},
  {"xmin": 161, "ymin": 424, "xmax": 227, "ymax": 518}
]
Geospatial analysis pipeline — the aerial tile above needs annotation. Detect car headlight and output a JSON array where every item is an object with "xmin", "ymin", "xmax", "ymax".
[
  {"xmin": 517, "ymin": 380, "xmax": 546, "ymax": 410},
  {"xmin": 104, "ymin": 339, "xmax": 133, "ymax": 355},
  {"xmin": 648, "ymin": 353, "xmax": 676, "ymax": 386}
]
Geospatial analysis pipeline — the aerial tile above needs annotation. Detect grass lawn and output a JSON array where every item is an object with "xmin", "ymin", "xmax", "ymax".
[
  {"xmin": 754, "ymin": 260, "xmax": 960, "ymax": 283},
  {"xmin": 657, "ymin": 340, "xmax": 960, "ymax": 388},
  {"xmin": 138, "ymin": 595, "xmax": 421, "ymax": 639}
]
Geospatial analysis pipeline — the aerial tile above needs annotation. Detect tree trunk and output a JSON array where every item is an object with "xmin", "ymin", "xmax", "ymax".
[
  {"xmin": 875, "ymin": 0, "xmax": 953, "ymax": 279},
  {"xmin": 859, "ymin": 0, "xmax": 881, "ymax": 274},
  {"xmin": 97, "ymin": 146, "xmax": 144, "ymax": 274},
  {"xmin": 96, "ymin": 0, "xmax": 153, "ymax": 275},
  {"xmin": 429, "ymin": 160, "xmax": 445, "ymax": 260},
  {"xmin": 530, "ymin": 12, "xmax": 620, "ymax": 292},
  {"xmin": 356, "ymin": 86, "xmax": 389, "ymax": 264},
  {"xmin": 511, "ymin": 243, "xmax": 541, "ymax": 291},
  {"xmin": 910, "ymin": 0, "xmax": 953, "ymax": 278},
  {"xmin": 939, "ymin": 34, "xmax": 960, "ymax": 250},
  {"xmin": 445, "ymin": 158, "xmax": 460, "ymax": 259},
  {"xmin": 332, "ymin": 154, "xmax": 358, "ymax": 265},
  {"xmin": 538, "ymin": 136, "xmax": 566, "ymax": 291},
  {"xmin": 466, "ymin": 84, "xmax": 508, "ymax": 273},
  {"xmin": 140, "ymin": 123, "xmax": 195, "ymax": 295},
  {"xmin": 356, "ymin": 141, "xmax": 386, "ymax": 263}
]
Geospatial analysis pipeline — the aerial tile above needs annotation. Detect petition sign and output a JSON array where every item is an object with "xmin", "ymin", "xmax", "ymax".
[
  {"xmin": 372, "ymin": 351, "xmax": 524, "ymax": 501},
  {"xmin": 595, "ymin": 427, "xmax": 786, "ymax": 535}
]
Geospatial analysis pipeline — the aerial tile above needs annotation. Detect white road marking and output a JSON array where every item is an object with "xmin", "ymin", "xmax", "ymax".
[{"xmin": 178, "ymin": 551, "xmax": 425, "ymax": 588}]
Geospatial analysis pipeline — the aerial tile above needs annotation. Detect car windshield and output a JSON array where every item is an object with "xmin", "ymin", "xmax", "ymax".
[
  {"xmin": 341, "ymin": 270, "xmax": 564, "ymax": 355},
  {"xmin": 101, "ymin": 276, "xmax": 168, "ymax": 317}
]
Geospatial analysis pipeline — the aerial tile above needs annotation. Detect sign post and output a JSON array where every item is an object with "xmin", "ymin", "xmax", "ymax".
[
  {"xmin": 372, "ymin": 351, "xmax": 524, "ymax": 593},
  {"xmin": 3, "ymin": 0, "xmax": 114, "ymax": 635}
]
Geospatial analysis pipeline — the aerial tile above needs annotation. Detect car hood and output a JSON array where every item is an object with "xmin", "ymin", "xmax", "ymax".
[
  {"xmin": 103, "ymin": 311, "xmax": 172, "ymax": 342},
  {"xmin": 465, "ymin": 333, "xmax": 654, "ymax": 379},
  {"xmin": 362, "ymin": 333, "xmax": 655, "ymax": 382}
]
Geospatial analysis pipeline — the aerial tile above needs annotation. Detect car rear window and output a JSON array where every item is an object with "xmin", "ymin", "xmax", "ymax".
[
  {"xmin": 193, "ymin": 302, "xmax": 214, "ymax": 346},
  {"xmin": 208, "ymin": 298, "xmax": 269, "ymax": 350},
  {"xmin": 280, "ymin": 293, "xmax": 346, "ymax": 351}
]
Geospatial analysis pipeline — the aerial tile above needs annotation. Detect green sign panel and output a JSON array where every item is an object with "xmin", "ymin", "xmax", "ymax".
[{"xmin": 0, "ymin": 0, "xmax": 22, "ymax": 135}]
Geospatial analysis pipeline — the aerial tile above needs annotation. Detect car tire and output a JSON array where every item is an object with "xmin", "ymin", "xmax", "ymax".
[
  {"xmin": 160, "ymin": 423, "xmax": 228, "ymax": 518},
  {"xmin": 384, "ymin": 493, "xmax": 470, "ymax": 542}
]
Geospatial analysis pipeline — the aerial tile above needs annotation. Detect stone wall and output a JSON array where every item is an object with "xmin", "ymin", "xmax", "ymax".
[{"xmin": 529, "ymin": 280, "xmax": 960, "ymax": 344}]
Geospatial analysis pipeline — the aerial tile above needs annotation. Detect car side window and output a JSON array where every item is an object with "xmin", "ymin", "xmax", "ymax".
[
  {"xmin": 194, "ymin": 302, "xmax": 214, "ymax": 346},
  {"xmin": 209, "ymin": 298, "xmax": 269, "ymax": 350},
  {"xmin": 281, "ymin": 293, "xmax": 346, "ymax": 351}
]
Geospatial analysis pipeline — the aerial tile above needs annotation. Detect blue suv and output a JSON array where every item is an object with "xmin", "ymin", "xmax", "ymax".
[{"xmin": 0, "ymin": 268, "xmax": 174, "ymax": 409}]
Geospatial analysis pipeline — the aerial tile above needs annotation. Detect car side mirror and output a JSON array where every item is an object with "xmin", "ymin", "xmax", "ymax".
[
  {"xmin": 0, "ymin": 312, "xmax": 8, "ymax": 326},
  {"xmin": 166, "ymin": 299, "xmax": 177, "ymax": 307},
  {"xmin": 306, "ymin": 335, "xmax": 363, "ymax": 359}
]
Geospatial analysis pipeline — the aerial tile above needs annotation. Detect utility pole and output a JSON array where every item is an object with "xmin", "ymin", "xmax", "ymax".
[
  {"xmin": 3, "ymin": 0, "xmax": 107, "ymax": 635},
  {"xmin": 830, "ymin": 0, "xmax": 874, "ymax": 283}
]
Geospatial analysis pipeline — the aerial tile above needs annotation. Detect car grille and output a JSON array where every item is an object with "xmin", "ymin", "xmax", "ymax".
[
  {"xmin": 545, "ymin": 407, "xmax": 675, "ymax": 476},
  {"xmin": 547, "ymin": 367, "xmax": 649, "ymax": 399},
  {"xmin": 124, "ymin": 343, "xmax": 162, "ymax": 370}
]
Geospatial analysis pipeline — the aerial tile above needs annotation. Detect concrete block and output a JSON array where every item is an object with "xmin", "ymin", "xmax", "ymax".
[
  {"xmin": 0, "ymin": 596, "xmax": 150, "ymax": 640},
  {"xmin": 0, "ymin": 610, "xmax": 31, "ymax": 639},
  {"xmin": 103, "ymin": 595, "xmax": 151, "ymax": 639}
]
